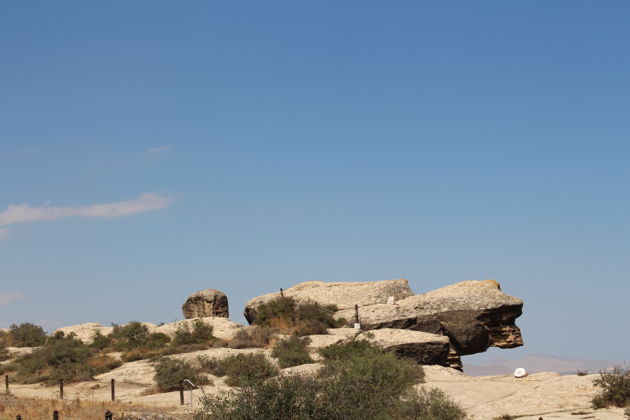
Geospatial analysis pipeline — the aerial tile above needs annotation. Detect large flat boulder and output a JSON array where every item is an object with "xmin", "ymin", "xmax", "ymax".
[
  {"xmin": 54, "ymin": 322, "xmax": 114, "ymax": 344},
  {"xmin": 182, "ymin": 289, "xmax": 229, "ymax": 319},
  {"xmin": 244, "ymin": 279, "xmax": 414, "ymax": 324},
  {"xmin": 356, "ymin": 329, "xmax": 452, "ymax": 366},
  {"xmin": 335, "ymin": 280, "xmax": 523, "ymax": 356}
]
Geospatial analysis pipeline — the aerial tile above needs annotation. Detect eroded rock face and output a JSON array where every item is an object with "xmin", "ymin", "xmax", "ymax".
[
  {"xmin": 153, "ymin": 317, "xmax": 243, "ymax": 341},
  {"xmin": 182, "ymin": 289, "xmax": 229, "ymax": 319},
  {"xmin": 357, "ymin": 329, "xmax": 452, "ymax": 366},
  {"xmin": 244, "ymin": 279, "xmax": 414, "ymax": 324},
  {"xmin": 335, "ymin": 280, "xmax": 523, "ymax": 356}
]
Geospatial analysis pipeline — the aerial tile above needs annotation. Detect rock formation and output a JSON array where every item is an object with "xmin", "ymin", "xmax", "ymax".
[
  {"xmin": 244, "ymin": 278, "xmax": 523, "ymax": 369},
  {"xmin": 357, "ymin": 329, "xmax": 452, "ymax": 366},
  {"xmin": 182, "ymin": 289, "xmax": 229, "ymax": 319},
  {"xmin": 244, "ymin": 279, "xmax": 414, "ymax": 324}
]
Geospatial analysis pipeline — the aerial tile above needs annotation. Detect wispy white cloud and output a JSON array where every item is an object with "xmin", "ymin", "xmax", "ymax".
[
  {"xmin": 145, "ymin": 145, "xmax": 171, "ymax": 155},
  {"xmin": 0, "ymin": 193, "xmax": 176, "ymax": 228},
  {"xmin": 0, "ymin": 292, "xmax": 23, "ymax": 307}
]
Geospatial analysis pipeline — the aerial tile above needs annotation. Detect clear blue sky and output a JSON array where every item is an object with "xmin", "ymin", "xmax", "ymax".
[{"xmin": 1, "ymin": 1, "xmax": 629, "ymax": 363}]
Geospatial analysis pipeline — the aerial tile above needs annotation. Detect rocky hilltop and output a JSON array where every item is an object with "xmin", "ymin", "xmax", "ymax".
[{"xmin": 245, "ymin": 278, "xmax": 523, "ymax": 369}]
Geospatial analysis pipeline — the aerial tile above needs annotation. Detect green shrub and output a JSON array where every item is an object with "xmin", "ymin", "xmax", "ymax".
[
  {"xmin": 9, "ymin": 323, "xmax": 47, "ymax": 347},
  {"xmin": 153, "ymin": 357, "xmax": 210, "ymax": 392},
  {"xmin": 89, "ymin": 331, "xmax": 112, "ymax": 351},
  {"xmin": 219, "ymin": 353, "xmax": 278, "ymax": 387},
  {"xmin": 194, "ymin": 341, "xmax": 447, "ymax": 420},
  {"xmin": 12, "ymin": 332, "xmax": 94, "ymax": 384},
  {"xmin": 592, "ymin": 367, "xmax": 630, "ymax": 408},
  {"xmin": 271, "ymin": 335, "xmax": 313, "ymax": 368},
  {"xmin": 398, "ymin": 388, "xmax": 467, "ymax": 420},
  {"xmin": 110, "ymin": 322, "xmax": 150, "ymax": 351},
  {"xmin": 253, "ymin": 296, "xmax": 340, "ymax": 336},
  {"xmin": 172, "ymin": 320, "xmax": 215, "ymax": 346},
  {"xmin": 197, "ymin": 356, "xmax": 226, "ymax": 377},
  {"xmin": 228, "ymin": 327, "xmax": 273, "ymax": 349}
]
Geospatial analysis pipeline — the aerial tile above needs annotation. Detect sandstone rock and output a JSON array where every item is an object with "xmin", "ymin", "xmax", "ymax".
[
  {"xmin": 356, "ymin": 328, "xmax": 452, "ymax": 366},
  {"xmin": 182, "ymin": 289, "xmax": 229, "ymax": 319},
  {"xmin": 280, "ymin": 363, "xmax": 323, "ymax": 377},
  {"xmin": 304, "ymin": 334, "xmax": 347, "ymax": 352},
  {"xmin": 154, "ymin": 317, "xmax": 244, "ymax": 341},
  {"xmin": 335, "ymin": 280, "xmax": 523, "ymax": 357},
  {"xmin": 244, "ymin": 279, "xmax": 414, "ymax": 324}
]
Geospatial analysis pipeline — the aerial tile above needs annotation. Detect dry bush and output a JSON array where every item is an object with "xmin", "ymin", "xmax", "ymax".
[
  {"xmin": 253, "ymin": 296, "xmax": 340, "ymax": 336},
  {"xmin": 271, "ymin": 335, "xmax": 313, "ymax": 368},
  {"xmin": 592, "ymin": 367, "xmax": 630, "ymax": 408},
  {"xmin": 228, "ymin": 327, "xmax": 273, "ymax": 349},
  {"xmin": 8, "ymin": 323, "xmax": 47, "ymax": 347},
  {"xmin": 216, "ymin": 353, "xmax": 278, "ymax": 387},
  {"xmin": 153, "ymin": 357, "xmax": 211, "ymax": 393},
  {"xmin": 0, "ymin": 395, "xmax": 184, "ymax": 420}
]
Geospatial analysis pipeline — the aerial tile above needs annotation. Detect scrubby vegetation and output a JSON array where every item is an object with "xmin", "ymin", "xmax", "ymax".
[
  {"xmin": 152, "ymin": 357, "xmax": 211, "ymax": 392},
  {"xmin": 1, "ymin": 323, "xmax": 47, "ymax": 347},
  {"xmin": 228, "ymin": 326, "xmax": 273, "ymax": 349},
  {"xmin": 271, "ymin": 335, "xmax": 313, "ymax": 368},
  {"xmin": 592, "ymin": 367, "xmax": 630, "ymax": 408},
  {"xmin": 1, "ymin": 331, "xmax": 121, "ymax": 385},
  {"xmin": 218, "ymin": 353, "xmax": 279, "ymax": 387},
  {"xmin": 195, "ymin": 341, "xmax": 464, "ymax": 420},
  {"xmin": 253, "ymin": 296, "xmax": 341, "ymax": 335}
]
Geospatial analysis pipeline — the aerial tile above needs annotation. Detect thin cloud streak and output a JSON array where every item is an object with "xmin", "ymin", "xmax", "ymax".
[
  {"xmin": 0, "ymin": 193, "xmax": 176, "ymax": 227},
  {"xmin": 0, "ymin": 292, "xmax": 24, "ymax": 307},
  {"xmin": 146, "ymin": 145, "xmax": 170, "ymax": 155}
]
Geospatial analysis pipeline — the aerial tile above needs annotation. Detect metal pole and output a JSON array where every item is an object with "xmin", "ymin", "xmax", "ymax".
[
  {"xmin": 53, "ymin": 410, "xmax": 59, "ymax": 420},
  {"xmin": 5, "ymin": 374, "xmax": 8, "ymax": 393},
  {"xmin": 179, "ymin": 383, "xmax": 184, "ymax": 405},
  {"xmin": 59, "ymin": 379, "xmax": 64, "ymax": 400},
  {"xmin": 354, "ymin": 304, "xmax": 359, "ymax": 324},
  {"xmin": 111, "ymin": 378, "xmax": 115, "ymax": 401}
]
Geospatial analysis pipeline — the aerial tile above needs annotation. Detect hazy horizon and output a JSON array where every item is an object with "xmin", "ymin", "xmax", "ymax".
[{"xmin": 1, "ymin": 1, "xmax": 629, "ymax": 363}]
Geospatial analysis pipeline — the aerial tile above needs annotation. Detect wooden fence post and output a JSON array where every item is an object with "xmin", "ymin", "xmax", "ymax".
[
  {"xmin": 111, "ymin": 378, "xmax": 115, "ymax": 401},
  {"xmin": 53, "ymin": 410, "xmax": 59, "ymax": 420},
  {"xmin": 59, "ymin": 379, "xmax": 64, "ymax": 400},
  {"xmin": 179, "ymin": 382, "xmax": 185, "ymax": 405}
]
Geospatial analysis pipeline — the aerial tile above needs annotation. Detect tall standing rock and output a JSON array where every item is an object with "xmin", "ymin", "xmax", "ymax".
[{"xmin": 182, "ymin": 289, "xmax": 229, "ymax": 319}]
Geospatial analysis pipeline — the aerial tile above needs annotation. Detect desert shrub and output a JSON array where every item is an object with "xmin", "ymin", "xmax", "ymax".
[
  {"xmin": 195, "ymin": 341, "xmax": 444, "ymax": 420},
  {"xmin": 195, "ymin": 375, "xmax": 320, "ymax": 419},
  {"xmin": 197, "ymin": 356, "xmax": 226, "ymax": 377},
  {"xmin": 576, "ymin": 369, "xmax": 589, "ymax": 376},
  {"xmin": 228, "ymin": 327, "xmax": 273, "ymax": 349},
  {"xmin": 121, "ymin": 348, "xmax": 162, "ymax": 362},
  {"xmin": 319, "ymin": 339, "xmax": 382, "ymax": 361},
  {"xmin": 85, "ymin": 355, "xmax": 122, "ymax": 374},
  {"xmin": 394, "ymin": 388, "xmax": 466, "ymax": 420},
  {"xmin": 592, "ymin": 367, "xmax": 630, "ymax": 408},
  {"xmin": 110, "ymin": 322, "xmax": 151, "ymax": 351},
  {"xmin": 12, "ymin": 332, "xmax": 94, "ymax": 384},
  {"xmin": 624, "ymin": 407, "xmax": 630, "ymax": 418},
  {"xmin": 254, "ymin": 296, "xmax": 340, "ymax": 335},
  {"xmin": 9, "ymin": 323, "xmax": 47, "ymax": 347},
  {"xmin": 271, "ymin": 335, "xmax": 313, "ymax": 368},
  {"xmin": 89, "ymin": 331, "xmax": 112, "ymax": 351},
  {"xmin": 492, "ymin": 415, "xmax": 515, "ymax": 420},
  {"xmin": 219, "ymin": 353, "xmax": 278, "ymax": 387},
  {"xmin": 0, "ymin": 345, "xmax": 10, "ymax": 362},
  {"xmin": 153, "ymin": 357, "xmax": 210, "ymax": 392},
  {"xmin": 172, "ymin": 320, "xmax": 215, "ymax": 346}
]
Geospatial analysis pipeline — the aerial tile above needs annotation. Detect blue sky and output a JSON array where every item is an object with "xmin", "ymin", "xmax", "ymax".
[{"xmin": 1, "ymin": 2, "xmax": 629, "ymax": 364}]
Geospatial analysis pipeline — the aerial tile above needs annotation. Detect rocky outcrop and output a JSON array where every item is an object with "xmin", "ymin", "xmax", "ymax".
[
  {"xmin": 182, "ymin": 289, "xmax": 229, "ymax": 319},
  {"xmin": 244, "ymin": 279, "xmax": 414, "ymax": 324},
  {"xmin": 54, "ymin": 322, "xmax": 114, "ymax": 344},
  {"xmin": 356, "ymin": 329, "xmax": 453, "ymax": 366},
  {"xmin": 335, "ymin": 280, "xmax": 523, "ymax": 357},
  {"xmin": 153, "ymin": 317, "xmax": 243, "ymax": 341}
]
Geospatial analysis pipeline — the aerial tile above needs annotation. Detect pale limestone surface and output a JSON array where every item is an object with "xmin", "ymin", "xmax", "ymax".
[
  {"xmin": 357, "ymin": 328, "xmax": 450, "ymax": 348},
  {"xmin": 421, "ymin": 366, "xmax": 626, "ymax": 419},
  {"xmin": 280, "ymin": 362, "xmax": 323, "ymax": 377},
  {"xmin": 244, "ymin": 279, "xmax": 414, "ymax": 323},
  {"xmin": 54, "ymin": 322, "xmax": 114, "ymax": 343},
  {"xmin": 304, "ymin": 334, "xmax": 347, "ymax": 351},
  {"xmin": 153, "ymin": 317, "xmax": 244, "ymax": 341}
]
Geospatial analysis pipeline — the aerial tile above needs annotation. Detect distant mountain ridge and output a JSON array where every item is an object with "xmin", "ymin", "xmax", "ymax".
[{"xmin": 463, "ymin": 354, "xmax": 623, "ymax": 376}]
